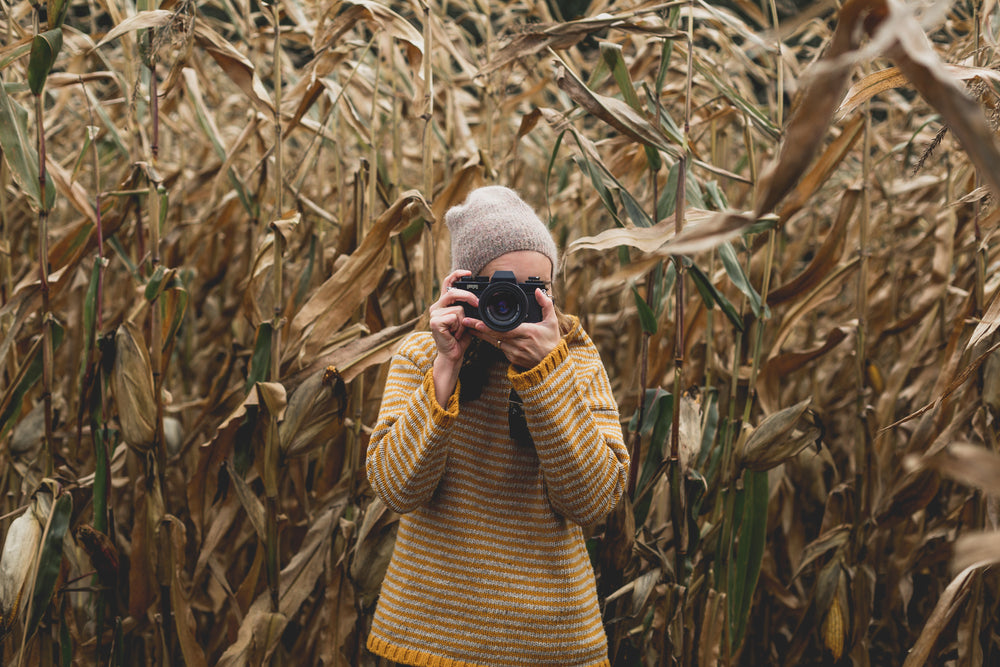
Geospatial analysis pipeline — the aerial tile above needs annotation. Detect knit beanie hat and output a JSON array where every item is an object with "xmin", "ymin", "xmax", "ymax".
[{"xmin": 445, "ymin": 186, "xmax": 559, "ymax": 277}]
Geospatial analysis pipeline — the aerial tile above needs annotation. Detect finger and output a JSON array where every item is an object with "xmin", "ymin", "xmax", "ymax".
[{"xmin": 442, "ymin": 269, "xmax": 472, "ymax": 291}]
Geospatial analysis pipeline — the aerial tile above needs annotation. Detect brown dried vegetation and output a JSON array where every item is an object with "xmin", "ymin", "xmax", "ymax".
[{"xmin": 1, "ymin": 0, "xmax": 1000, "ymax": 665}]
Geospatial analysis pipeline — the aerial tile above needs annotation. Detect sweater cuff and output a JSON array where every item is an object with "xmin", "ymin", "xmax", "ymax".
[
  {"xmin": 426, "ymin": 367, "xmax": 460, "ymax": 420},
  {"xmin": 509, "ymin": 337, "xmax": 569, "ymax": 390}
]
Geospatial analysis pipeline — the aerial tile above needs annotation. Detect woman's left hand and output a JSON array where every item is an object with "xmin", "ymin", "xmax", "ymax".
[{"xmin": 467, "ymin": 288, "xmax": 561, "ymax": 370}]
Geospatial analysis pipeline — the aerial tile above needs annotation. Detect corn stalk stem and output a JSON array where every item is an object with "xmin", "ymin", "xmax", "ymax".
[
  {"xmin": 855, "ymin": 107, "xmax": 872, "ymax": 520},
  {"xmin": 668, "ymin": 0, "xmax": 695, "ymax": 584},
  {"xmin": 265, "ymin": 1, "xmax": 285, "ymax": 620},
  {"xmin": 0, "ymin": 161, "xmax": 9, "ymax": 305},
  {"xmin": 420, "ymin": 0, "xmax": 434, "ymax": 312},
  {"xmin": 34, "ymin": 88, "xmax": 54, "ymax": 479}
]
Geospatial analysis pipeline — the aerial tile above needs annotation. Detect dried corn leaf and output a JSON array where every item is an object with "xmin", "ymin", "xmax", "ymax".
[
  {"xmin": 759, "ymin": 326, "xmax": 849, "ymax": 414},
  {"xmin": 288, "ymin": 191, "xmax": 433, "ymax": 360},
  {"xmin": 886, "ymin": 3, "xmax": 1000, "ymax": 199},
  {"xmin": 224, "ymin": 462, "xmax": 266, "ymax": 543},
  {"xmin": 94, "ymin": 9, "xmax": 174, "ymax": 48},
  {"xmin": 218, "ymin": 500, "xmax": 341, "ymax": 664},
  {"xmin": 349, "ymin": 497, "xmax": 398, "ymax": 610},
  {"xmin": 903, "ymin": 564, "xmax": 979, "ymax": 667},
  {"xmin": 952, "ymin": 532, "xmax": 1000, "ymax": 573},
  {"xmin": 161, "ymin": 517, "xmax": 208, "ymax": 667},
  {"xmin": 768, "ymin": 186, "xmax": 856, "ymax": 306},
  {"xmin": 193, "ymin": 19, "xmax": 274, "ymax": 115},
  {"xmin": 912, "ymin": 442, "xmax": 1000, "ymax": 497},
  {"xmin": 317, "ymin": 0, "xmax": 423, "ymax": 61},
  {"xmin": 754, "ymin": 0, "xmax": 886, "ymax": 217}
]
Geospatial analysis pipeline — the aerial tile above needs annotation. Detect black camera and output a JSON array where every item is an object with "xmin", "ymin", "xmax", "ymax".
[{"xmin": 453, "ymin": 270, "xmax": 546, "ymax": 332}]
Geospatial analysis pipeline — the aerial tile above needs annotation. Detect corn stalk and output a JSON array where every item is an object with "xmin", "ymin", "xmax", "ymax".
[{"xmin": 265, "ymin": 0, "xmax": 285, "ymax": 619}]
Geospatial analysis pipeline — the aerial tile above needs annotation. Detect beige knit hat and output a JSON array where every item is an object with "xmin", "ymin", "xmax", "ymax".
[{"xmin": 445, "ymin": 186, "xmax": 558, "ymax": 278}]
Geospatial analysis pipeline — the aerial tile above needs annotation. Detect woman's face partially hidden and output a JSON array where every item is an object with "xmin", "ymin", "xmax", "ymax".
[{"xmin": 478, "ymin": 250, "xmax": 553, "ymax": 295}]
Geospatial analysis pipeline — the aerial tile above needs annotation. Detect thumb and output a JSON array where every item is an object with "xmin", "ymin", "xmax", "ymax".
[{"xmin": 536, "ymin": 287, "xmax": 556, "ymax": 321}]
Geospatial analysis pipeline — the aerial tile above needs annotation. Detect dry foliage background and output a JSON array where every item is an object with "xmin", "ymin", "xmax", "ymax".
[{"xmin": 2, "ymin": 0, "xmax": 1000, "ymax": 665}]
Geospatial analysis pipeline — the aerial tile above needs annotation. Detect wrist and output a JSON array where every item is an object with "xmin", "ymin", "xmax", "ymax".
[{"xmin": 433, "ymin": 354, "xmax": 461, "ymax": 405}]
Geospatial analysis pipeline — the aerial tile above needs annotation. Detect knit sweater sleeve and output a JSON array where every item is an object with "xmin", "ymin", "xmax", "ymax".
[
  {"xmin": 509, "ymin": 330, "xmax": 629, "ymax": 526},
  {"xmin": 366, "ymin": 336, "xmax": 459, "ymax": 513}
]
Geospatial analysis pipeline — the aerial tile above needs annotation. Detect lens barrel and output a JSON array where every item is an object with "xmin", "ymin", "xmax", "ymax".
[{"xmin": 479, "ymin": 282, "xmax": 529, "ymax": 332}]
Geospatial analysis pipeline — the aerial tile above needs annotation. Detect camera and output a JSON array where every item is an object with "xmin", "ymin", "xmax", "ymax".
[{"xmin": 453, "ymin": 270, "xmax": 546, "ymax": 332}]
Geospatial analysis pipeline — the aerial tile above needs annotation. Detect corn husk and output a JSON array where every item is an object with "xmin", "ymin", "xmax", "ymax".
[
  {"xmin": 109, "ymin": 321, "xmax": 158, "ymax": 451},
  {"xmin": 0, "ymin": 502, "xmax": 44, "ymax": 638},
  {"xmin": 280, "ymin": 366, "xmax": 347, "ymax": 458},
  {"xmin": 738, "ymin": 399, "xmax": 820, "ymax": 472}
]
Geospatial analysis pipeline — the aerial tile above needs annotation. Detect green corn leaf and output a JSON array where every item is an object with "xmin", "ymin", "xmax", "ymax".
[
  {"xmin": 0, "ymin": 79, "xmax": 53, "ymax": 209},
  {"xmin": 659, "ymin": 161, "xmax": 707, "ymax": 218},
  {"xmin": 696, "ymin": 389, "xmax": 720, "ymax": 470},
  {"xmin": 92, "ymin": 419, "xmax": 111, "ymax": 534},
  {"xmin": 26, "ymin": 491, "xmax": 73, "ymax": 638},
  {"xmin": 602, "ymin": 42, "xmax": 662, "ymax": 171},
  {"xmin": 69, "ymin": 126, "xmax": 99, "ymax": 182},
  {"xmin": 631, "ymin": 283, "xmax": 659, "ymax": 335},
  {"xmin": 569, "ymin": 131, "xmax": 652, "ymax": 227},
  {"xmin": 0, "ymin": 321, "xmax": 65, "ymax": 439},
  {"xmin": 655, "ymin": 28, "xmax": 676, "ymax": 100},
  {"xmin": 704, "ymin": 180, "xmax": 729, "ymax": 210},
  {"xmin": 620, "ymin": 187, "xmax": 654, "ymax": 228},
  {"xmin": 719, "ymin": 241, "xmax": 765, "ymax": 318},
  {"xmin": 246, "ymin": 322, "xmax": 274, "ymax": 392},
  {"xmin": 47, "ymin": 0, "xmax": 70, "ymax": 29},
  {"xmin": 729, "ymin": 469, "xmax": 769, "ymax": 648},
  {"xmin": 632, "ymin": 389, "xmax": 672, "ymax": 526},
  {"xmin": 79, "ymin": 258, "xmax": 101, "ymax": 388},
  {"xmin": 695, "ymin": 59, "xmax": 779, "ymax": 142},
  {"xmin": 688, "ymin": 263, "xmax": 744, "ymax": 331},
  {"xmin": 109, "ymin": 236, "xmax": 140, "ymax": 277},
  {"xmin": 144, "ymin": 265, "xmax": 167, "ymax": 302},
  {"xmin": 60, "ymin": 614, "xmax": 72, "ymax": 666},
  {"xmin": 28, "ymin": 29, "xmax": 63, "ymax": 96}
]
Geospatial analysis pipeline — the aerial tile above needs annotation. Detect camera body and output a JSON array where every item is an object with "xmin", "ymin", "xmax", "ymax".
[{"xmin": 453, "ymin": 270, "xmax": 546, "ymax": 332}]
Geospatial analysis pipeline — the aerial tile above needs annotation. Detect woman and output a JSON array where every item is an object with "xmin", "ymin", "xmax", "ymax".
[{"xmin": 365, "ymin": 186, "xmax": 630, "ymax": 667}]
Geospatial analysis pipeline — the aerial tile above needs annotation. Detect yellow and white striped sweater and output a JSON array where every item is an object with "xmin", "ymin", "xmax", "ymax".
[{"xmin": 365, "ymin": 318, "xmax": 629, "ymax": 667}]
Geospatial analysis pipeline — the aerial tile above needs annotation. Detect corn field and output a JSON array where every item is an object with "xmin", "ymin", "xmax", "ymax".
[{"xmin": 1, "ymin": 0, "xmax": 999, "ymax": 664}]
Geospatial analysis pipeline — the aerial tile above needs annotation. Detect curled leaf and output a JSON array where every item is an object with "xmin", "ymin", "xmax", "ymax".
[
  {"xmin": 27, "ymin": 29, "xmax": 63, "ymax": 96},
  {"xmin": 95, "ymin": 10, "xmax": 174, "ymax": 48}
]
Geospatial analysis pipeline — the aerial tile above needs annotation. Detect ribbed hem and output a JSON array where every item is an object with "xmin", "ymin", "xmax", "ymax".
[
  {"xmin": 508, "ymin": 337, "xmax": 569, "ymax": 390},
  {"xmin": 366, "ymin": 633, "xmax": 611, "ymax": 667},
  {"xmin": 367, "ymin": 634, "xmax": 486, "ymax": 667},
  {"xmin": 425, "ymin": 367, "xmax": 460, "ymax": 420}
]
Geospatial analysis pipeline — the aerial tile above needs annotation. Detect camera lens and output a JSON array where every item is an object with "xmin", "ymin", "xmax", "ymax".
[{"xmin": 480, "ymin": 282, "xmax": 528, "ymax": 332}]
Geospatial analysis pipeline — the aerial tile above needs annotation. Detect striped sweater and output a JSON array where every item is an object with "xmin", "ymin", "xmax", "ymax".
[{"xmin": 365, "ymin": 317, "xmax": 629, "ymax": 667}]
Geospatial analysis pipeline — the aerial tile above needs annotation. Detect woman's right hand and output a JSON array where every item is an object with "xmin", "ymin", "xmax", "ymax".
[{"xmin": 429, "ymin": 270, "xmax": 477, "ymax": 404}]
